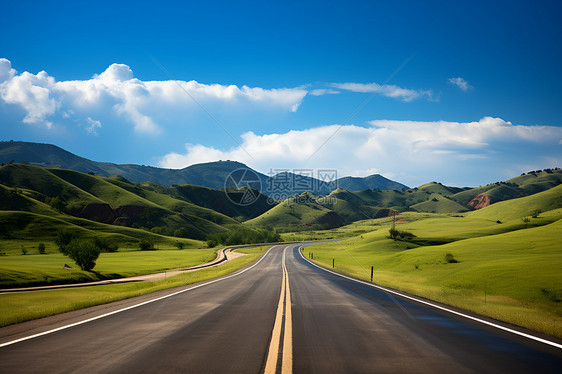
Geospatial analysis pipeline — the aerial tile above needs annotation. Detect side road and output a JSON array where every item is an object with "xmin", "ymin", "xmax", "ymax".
[{"xmin": 0, "ymin": 245, "xmax": 246, "ymax": 293}]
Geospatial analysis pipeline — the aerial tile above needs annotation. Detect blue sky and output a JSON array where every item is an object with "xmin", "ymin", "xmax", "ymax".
[{"xmin": 1, "ymin": 0, "xmax": 561, "ymax": 186}]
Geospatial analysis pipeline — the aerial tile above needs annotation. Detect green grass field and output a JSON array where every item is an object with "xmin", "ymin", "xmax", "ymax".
[
  {"xmin": 0, "ymin": 247, "xmax": 219, "ymax": 288},
  {"xmin": 0, "ymin": 247, "xmax": 265, "ymax": 327},
  {"xmin": 303, "ymin": 208, "xmax": 562, "ymax": 338}
]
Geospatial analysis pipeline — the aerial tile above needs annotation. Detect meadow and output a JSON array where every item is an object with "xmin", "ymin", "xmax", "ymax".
[
  {"xmin": 301, "ymin": 193, "xmax": 562, "ymax": 338},
  {"xmin": 0, "ymin": 245, "xmax": 267, "ymax": 326}
]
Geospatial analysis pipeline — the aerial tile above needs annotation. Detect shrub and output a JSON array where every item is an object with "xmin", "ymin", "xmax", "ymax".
[
  {"xmin": 93, "ymin": 237, "xmax": 119, "ymax": 252},
  {"xmin": 64, "ymin": 239, "xmax": 101, "ymax": 271},
  {"xmin": 21, "ymin": 245, "xmax": 27, "ymax": 255},
  {"xmin": 175, "ymin": 241, "xmax": 185, "ymax": 250},
  {"xmin": 444, "ymin": 253, "xmax": 459, "ymax": 263},
  {"xmin": 38, "ymin": 243, "xmax": 46, "ymax": 254},
  {"xmin": 532, "ymin": 209, "xmax": 541, "ymax": 218},
  {"xmin": 174, "ymin": 227, "xmax": 188, "ymax": 238},
  {"xmin": 138, "ymin": 240, "xmax": 155, "ymax": 251},
  {"xmin": 389, "ymin": 228, "xmax": 416, "ymax": 241}
]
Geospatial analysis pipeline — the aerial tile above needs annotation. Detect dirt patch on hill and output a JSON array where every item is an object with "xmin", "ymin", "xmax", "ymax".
[{"xmin": 468, "ymin": 194, "xmax": 492, "ymax": 210}]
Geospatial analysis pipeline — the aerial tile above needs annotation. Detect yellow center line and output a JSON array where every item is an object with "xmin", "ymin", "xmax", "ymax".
[
  {"xmin": 264, "ymin": 246, "xmax": 293, "ymax": 374},
  {"xmin": 281, "ymin": 248, "xmax": 292, "ymax": 374}
]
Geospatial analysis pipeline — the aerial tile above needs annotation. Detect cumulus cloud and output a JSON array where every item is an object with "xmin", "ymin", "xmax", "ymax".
[
  {"xmin": 158, "ymin": 117, "xmax": 562, "ymax": 186},
  {"xmin": 0, "ymin": 58, "xmax": 308, "ymax": 133},
  {"xmin": 331, "ymin": 82, "xmax": 433, "ymax": 102},
  {"xmin": 448, "ymin": 77, "xmax": 472, "ymax": 92},
  {"xmin": 0, "ymin": 58, "xmax": 16, "ymax": 82}
]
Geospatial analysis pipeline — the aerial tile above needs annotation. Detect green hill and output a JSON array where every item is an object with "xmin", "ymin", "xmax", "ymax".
[
  {"xmin": 0, "ymin": 164, "xmax": 235, "ymax": 240},
  {"xmin": 450, "ymin": 169, "xmax": 562, "ymax": 207},
  {"xmin": 411, "ymin": 193, "xmax": 469, "ymax": 213},
  {"xmin": 245, "ymin": 192, "xmax": 344, "ymax": 231},
  {"xmin": 335, "ymin": 174, "xmax": 409, "ymax": 191},
  {"xmin": 416, "ymin": 182, "xmax": 465, "ymax": 196},
  {"xmin": 468, "ymin": 184, "xmax": 562, "ymax": 222},
  {"xmin": 143, "ymin": 183, "xmax": 273, "ymax": 221},
  {"xmin": 0, "ymin": 141, "xmax": 409, "ymax": 193}
]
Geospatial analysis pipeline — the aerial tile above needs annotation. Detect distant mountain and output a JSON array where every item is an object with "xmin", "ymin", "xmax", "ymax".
[
  {"xmin": 0, "ymin": 141, "xmax": 409, "ymax": 193},
  {"xmin": 337, "ymin": 175, "xmax": 409, "ymax": 191}
]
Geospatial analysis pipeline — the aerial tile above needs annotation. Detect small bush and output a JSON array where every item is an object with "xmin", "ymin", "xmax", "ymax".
[
  {"xmin": 444, "ymin": 253, "xmax": 459, "ymax": 263},
  {"xmin": 175, "ymin": 241, "xmax": 185, "ymax": 250},
  {"xmin": 38, "ymin": 243, "xmax": 46, "ymax": 254},
  {"xmin": 174, "ymin": 227, "xmax": 188, "ymax": 238},
  {"xmin": 532, "ymin": 209, "xmax": 541, "ymax": 218},
  {"xmin": 389, "ymin": 228, "xmax": 416, "ymax": 241},
  {"xmin": 138, "ymin": 240, "xmax": 155, "ymax": 251}
]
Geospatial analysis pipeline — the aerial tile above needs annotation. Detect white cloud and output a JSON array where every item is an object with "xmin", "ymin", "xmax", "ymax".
[
  {"xmin": 331, "ymin": 82, "xmax": 433, "ymax": 102},
  {"xmin": 84, "ymin": 117, "xmax": 101, "ymax": 135},
  {"xmin": 448, "ymin": 77, "xmax": 472, "ymax": 92},
  {"xmin": 158, "ymin": 117, "xmax": 562, "ymax": 186},
  {"xmin": 309, "ymin": 88, "xmax": 340, "ymax": 96},
  {"xmin": 0, "ymin": 70, "xmax": 57, "ymax": 127},
  {"xmin": 0, "ymin": 58, "xmax": 308, "ymax": 133},
  {"xmin": 0, "ymin": 58, "xmax": 16, "ymax": 82}
]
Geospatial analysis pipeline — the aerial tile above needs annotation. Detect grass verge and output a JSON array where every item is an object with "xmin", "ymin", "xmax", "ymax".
[
  {"xmin": 303, "ymin": 218, "xmax": 562, "ymax": 339},
  {"xmin": 0, "ymin": 247, "xmax": 218, "ymax": 288},
  {"xmin": 0, "ymin": 246, "xmax": 265, "ymax": 327}
]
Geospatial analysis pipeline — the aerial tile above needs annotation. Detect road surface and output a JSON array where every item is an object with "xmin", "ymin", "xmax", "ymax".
[{"xmin": 0, "ymin": 244, "xmax": 560, "ymax": 373}]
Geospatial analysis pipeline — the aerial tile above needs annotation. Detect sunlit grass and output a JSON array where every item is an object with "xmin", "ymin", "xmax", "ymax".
[
  {"xmin": 0, "ymin": 247, "xmax": 264, "ymax": 326},
  {"xmin": 304, "ymin": 217, "xmax": 562, "ymax": 338}
]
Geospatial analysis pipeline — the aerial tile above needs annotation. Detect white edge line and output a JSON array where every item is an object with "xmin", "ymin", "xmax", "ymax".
[
  {"xmin": 0, "ymin": 245, "xmax": 279, "ymax": 349},
  {"xmin": 296, "ymin": 245, "xmax": 562, "ymax": 350}
]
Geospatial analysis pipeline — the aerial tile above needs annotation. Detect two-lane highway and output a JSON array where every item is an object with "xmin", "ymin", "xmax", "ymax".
[{"xmin": 0, "ymin": 244, "xmax": 560, "ymax": 373}]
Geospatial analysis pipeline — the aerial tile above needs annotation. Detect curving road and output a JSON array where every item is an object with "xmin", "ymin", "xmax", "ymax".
[{"xmin": 0, "ymin": 244, "xmax": 560, "ymax": 373}]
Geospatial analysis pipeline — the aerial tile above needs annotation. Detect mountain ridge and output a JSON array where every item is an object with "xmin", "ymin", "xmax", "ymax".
[{"xmin": 0, "ymin": 141, "xmax": 409, "ymax": 193}]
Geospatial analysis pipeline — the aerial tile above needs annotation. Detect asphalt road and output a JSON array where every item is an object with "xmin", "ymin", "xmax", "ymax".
[{"xmin": 0, "ymin": 244, "xmax": 560, "ymax": 373}]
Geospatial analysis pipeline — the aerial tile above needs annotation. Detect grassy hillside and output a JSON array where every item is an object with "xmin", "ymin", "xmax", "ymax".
[
  {"xmin": 303, "ymin": 194, "xmax": 562, "ymax": 337},
  {"xmin": 337, "ymin": 174, "xmax": 409, "ymax": 191},
  {"xmin": 245, "ymin": 192, "xmax": 343, "ymax": 231},
  {"xmin": 0, "ymin": 164, "xmax": 236, "ymax": 240},
  {"xmin": 143, "ymin": 182, "xmax": 272, "ymax": 221},
  {"xmin": 451, "ymin": 169, "xmax": 562, "ymax": 206},
  {"xmin": 411, "ymin": 193, "xmax": 469, "ymax": 213},
  {"xmin": 468, "ymin": 184, "xmax": 562, "ymax": 222},
  {"xmin": 417, "ymin": 181, "xmax": 465, "ymax": 195}
]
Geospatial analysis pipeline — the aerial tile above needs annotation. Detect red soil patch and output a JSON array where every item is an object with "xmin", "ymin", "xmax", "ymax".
[{"xmin": 468, "ymin": 194, "xmax": 492, "ymax": 210}]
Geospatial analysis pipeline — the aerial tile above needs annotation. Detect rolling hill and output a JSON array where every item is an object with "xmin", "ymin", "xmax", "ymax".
[
  {"xmin": 0, "ymin": 164, "xmax": 238, "ymax": 240},
  {"xmin": 0, "ymin": 141, "xmax": 409, "ymax": 193}
]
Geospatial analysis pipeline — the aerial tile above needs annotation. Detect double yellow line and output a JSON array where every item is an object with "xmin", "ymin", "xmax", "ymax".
[{"xmin": 264, "ymin": 247, "xmax": 292, "ymax": 374}]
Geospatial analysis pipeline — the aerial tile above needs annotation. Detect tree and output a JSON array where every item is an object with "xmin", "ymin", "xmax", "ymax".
[
  {"xmin": 55, "ymin": 230, "xmax": 76, "ymax": 255},
  {"xmin": 174, "ymin": 227, "xmax": 188, "ymax": 238},
  {"xmin": 93, "ymin": 237, "xmax": 119, "ymax": 252},
  {"xmin": 175, "ymin": 241, "xmax": 185, "ymax": 250},
  {"xmin": 38, "ymin": 243, "xmax": 46, "ymax": 254},
  {"xmin": 64, "ymin": 239, "xmax": 101, "ymax": 271},
  {"xmin": 138, "ymin": 240, "xmax": 155, "ymax": 251}
]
